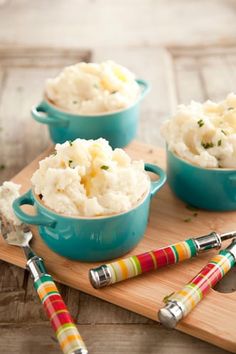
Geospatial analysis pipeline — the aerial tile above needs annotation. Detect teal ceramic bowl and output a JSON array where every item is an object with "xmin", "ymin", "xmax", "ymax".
[
  {"xmin": 31, "ymin": 79, "xmax": 150, "ymax": 148},
  {"xmin": 167, "ymin": 149, "xmax": 236, "ymax": 211},
  {"xmin": 13, "ymin": 163, "xmax": 166, "ymax": 261}
]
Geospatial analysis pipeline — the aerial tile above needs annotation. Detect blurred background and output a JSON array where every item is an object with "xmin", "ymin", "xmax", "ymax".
[
  {"xmin": 1, "ymin": 0, "xmax": 236, "ymax": 163},
  {"xmin": 0, "ymin": 1, "xmax": 236, "ymax": 353}
]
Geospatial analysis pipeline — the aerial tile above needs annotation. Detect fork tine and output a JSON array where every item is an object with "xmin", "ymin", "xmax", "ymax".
[
  {"xmin": 22, "ymin": 224, "xmax": 31, "ymax": 233},
  {"xmin": 0, "ymin": 213, "xmax": 15, "ymax": 239},
  {"xmin": 0, "ymin": 213, "xmax": 32, "ymax": 246},
  {"xmin": 0, "ymin": 213, "xmax": 29, "ymax": 233}
]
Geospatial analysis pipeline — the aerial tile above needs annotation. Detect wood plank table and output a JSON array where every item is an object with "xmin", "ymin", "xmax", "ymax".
[{"xmin": 1, "ymin": 1, "xmax": 236, "ymax": 353}]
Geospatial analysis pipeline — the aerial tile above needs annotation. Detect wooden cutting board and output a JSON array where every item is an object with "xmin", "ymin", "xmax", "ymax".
[{"xmin": 1, "ymin": 140, "xmax": 236, "ymax": 353}]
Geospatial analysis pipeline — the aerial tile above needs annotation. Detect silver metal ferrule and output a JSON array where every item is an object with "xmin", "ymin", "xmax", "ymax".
[
  {"xmin": 71, "ymin": 349, "xmax": 88, "ymax": 354},
  {"xmin": 225, "ymin": 238, "xmax": 236, "ymax": 260},
  {"xmin": 158, "ymin": 301, "xmax": 184, "ymax": 329},
  {"xmin": 193, "ymin": 232, "xmax": 221, "ymax": 253},
  {"xmin": 27, "ymin": 256, "xmax": 47, "ymax": 281},
  {"xmin": 89, "ymin": 265, "xmax": 112, "ymax": 289}
]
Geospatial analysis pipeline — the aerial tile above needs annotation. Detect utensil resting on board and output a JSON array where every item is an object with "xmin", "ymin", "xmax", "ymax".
[
  {"xmin": 158, "ymin": 238, "xmax": 236, "ymax": 328},
  {"xmin": 0, "ymin": 215, "xmax": 88, "ymax": 354},
  {"xmin": 89, "ymin": 231, "xmax": 236, "ymax": 288}
]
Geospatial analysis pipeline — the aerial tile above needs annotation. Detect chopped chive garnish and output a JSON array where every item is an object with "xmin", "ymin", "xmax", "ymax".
[
  {"xmin": 197, "ymin": 119, "xmax": 204, "ymax": 127},
  {"xmin": 101, "ymin": 165, "xmax": 109, "ymax": 170},
  {"xmin": 201, "ymin": 142, "xmax": 214, "ymax": 149},
  {"xmin": 68, "ymin": 160, "xmax": 73, "ymax": 167},
  {"xmin": 228, "ymin": 107, "xmax": 234, "ymax": 110},
  {"xmin": 69, "ymin": 141, "xmax": 73, "ymax": 146},
  {"xmin": 221, "ymin": 129, "xmax": 227, "ymax": 136},
  {"xmin": 72, "ymin": 100, "xmax": 78, "ymax": 104},
  {"xmin": 218, "ymin": 139, "xmax": 222, "ymax": 146},
  {"xmin": 111, "ymin": 90, "xmax": 117, "ymax": 94},
  {"xmin": 184, "ymin": 217, "xmax": 192, "ymax": 222}
]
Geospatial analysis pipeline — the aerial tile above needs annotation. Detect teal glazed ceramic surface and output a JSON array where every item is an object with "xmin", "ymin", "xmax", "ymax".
[
  {"xmin": 13, "ymin": 163, "xmax": 166, "ymax": 261},
  {"xmin": 31, "ymin": 79, "xmax": 150, "ymax": 148},
  {"xmin": 167, "ymin": 149, "xmax": 236, "ymax": 211}
]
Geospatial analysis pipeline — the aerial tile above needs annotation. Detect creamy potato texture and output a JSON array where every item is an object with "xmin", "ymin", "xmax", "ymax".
[
  {"xmin": 45, "ymin": 61, "xmax": 140, "ymax": 114},
  {"xmin": 0, "ymin": 182, "xmax": 21, "ymax": 225},
  {"xmin": 31, "ymin": 139, "xmax": 149, "ymax": 217},
  {"xmin": 161, "ymin": 93, "xmax": 236, "ymax": 168}
]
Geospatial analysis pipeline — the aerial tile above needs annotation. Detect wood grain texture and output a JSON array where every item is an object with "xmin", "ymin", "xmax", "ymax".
[
  {"xmin": 0, "ymin": 140, "xmax": 234, "ymax": 352},
  {"xmin": 1, "ymin": 1, "xmax": 236, "ymax": 351},
  {"xmin": 1, "ymin": 43, "xmax": 236, "ymax": 353},
  {"xmin": 0, "ymin": 323, "xmax": 229, "ymax": 354},
  {"xmin": 1, "ymin": 0, "xmax": 236, "ymax": 48}
]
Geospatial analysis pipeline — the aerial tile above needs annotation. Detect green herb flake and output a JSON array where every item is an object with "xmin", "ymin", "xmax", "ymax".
[
  {"xmin": 217, "ymin": 139, "xmax": 222, "ymax": 146},
  {"xmin": 201, "ymin": 142, "xmax": 214, "ymax": 149},
  {"xmin": 0, "ymin": 164, "xmax": 5, "ymax": 170},
  {"xmin": 197, "ymin": 119, "xmax": 204, "ymax": 128},
  {"xmin": 101, "ymin": 165, "xmax": 109, "ymax": 170},
  {"xmin": 163, "ymin": 292, "xmax": 175, "ymax": 304},
  {"xmin": 228, "ymin": 107, "xmax": 234, "ymax": 111},
  {"xmin": 69, "ymin": 141, "xmax": 73, "ymax": 146},
  {"xmin": 68, "ymin": 160, "xmax": 73, "ymax": 167},
  {"xmin": 111, "ymin": 90, "xmax": 117, "ymax": 94},
  {"xmin": 93, "ymin": 84, "xmax": 99, "ymax": 89},
  {"xmin": 72, "ymin": 100, "xmax": 78, "ymax": 104},
  {"xmin": 184, "ymin": 217, "xmax": 192, "ymax": 223},
  {"xmin": 221, "ymin": 129, "xmax": 227, "ymax": 136}
]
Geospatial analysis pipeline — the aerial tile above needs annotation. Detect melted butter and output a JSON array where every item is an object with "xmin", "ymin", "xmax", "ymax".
[
  {"xmin": 60, "ymin": 161, "xmax": 67, "ymax": 168},
  {"xmin": 113, "ymin": 67, "xmax": 128, "ymax": 82},
  {"xmin": 81, "ymin": 167, "xmax": 97, "ymax": 196}
]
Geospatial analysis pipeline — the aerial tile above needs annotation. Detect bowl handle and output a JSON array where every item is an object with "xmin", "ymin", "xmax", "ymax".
[
  {"xmin": 145, "ymin": 163, "xmax": 166, "ymax": 199},
  {"xmin": 13, "ymin": 189, "xmax": 56, "ymax": 226},
  {"xmin": 136, "ymin": 79, "xmax": 151, "ymax": 100},
  {"xmin": 31, "ymin": 102, "xmax": 69, "ymax": 127}
]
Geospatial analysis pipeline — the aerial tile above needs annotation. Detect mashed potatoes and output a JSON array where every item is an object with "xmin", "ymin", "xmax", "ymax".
[
  {"xmin": 0, "ymin": 182, "xmax": 21, "ymax": 225},
  {"xmin": 161, "ymin": 93, "xmax": 236, "ymax": 168},
  {"xmin": 45, "ymin": 61, "xmax": 140, "ymax": 115},
  {"xmin": 31, "ymin": 139, "xmax": 149, "ymax": 217}
]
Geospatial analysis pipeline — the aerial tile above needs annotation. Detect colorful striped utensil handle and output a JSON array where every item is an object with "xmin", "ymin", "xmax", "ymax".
[
  {"xmin": 34, "ymin": 274, "xmax": 88, "ymax": 354},
  {"xmin": 89, "ymin": 231, "xmax": 230, "ymax": 289},
  {"xmin": 158, "ymin": 238, "xmax": 236, "ymax": 329},
  {"xmin": 89, "ymin": 238, "xmax": 197, "ymax": 288}
]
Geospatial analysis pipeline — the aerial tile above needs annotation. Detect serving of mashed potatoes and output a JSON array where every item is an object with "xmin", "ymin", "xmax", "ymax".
[
  {"xmin": 31, "ymin": 138, "xmax": 149, "ymax": 217},
  {"xmin": 45, "ymin": 61, "xmax": 140, "ymax": 115},
  {"xmin": 0, "ymin": 181, "xmax": 21, "ymax": 225},
  {"xmin": 161, "ymin": 93, "xmax": 236, "ymax": 168}
]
